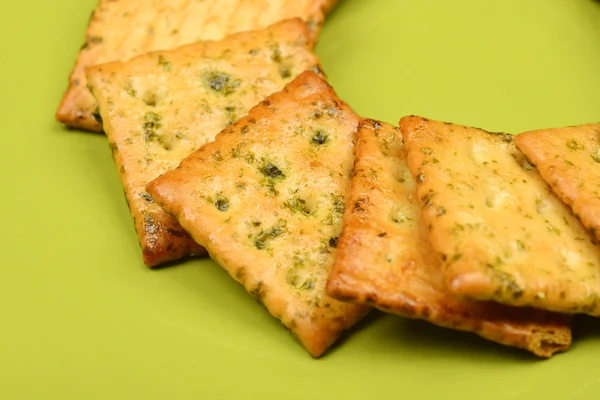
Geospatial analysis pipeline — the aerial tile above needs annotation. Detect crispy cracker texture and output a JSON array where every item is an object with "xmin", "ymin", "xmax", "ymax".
[
  {"xmin": 86, "ymin": 19, "xmax": 321, "ymax": 267},
  {"xmin": 399, "ymin": 116, "xmax": 600, "ymax": 316},
  {"xmin": 146, "ymin": 71, "xmax": 369, "ymax": 357},
  {"xmin": 326, "ymin": 119, "xmax": 571, "ymax": 357},
  {"xmin": 514, "ymin": 123, "xmax": 600, "ymax": 242},
  {"xmin": 56, "ymin": 0, "xmax": 336, "ymax": 131}
]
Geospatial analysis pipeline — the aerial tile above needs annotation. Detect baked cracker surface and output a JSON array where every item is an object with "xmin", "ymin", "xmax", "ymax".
[
  {"xmin": 87, "ymin": 19, "xmax": 321, "ymax": 266},
  {"xmin": 327, "ymin": 119, "xmax": 571, "ymax": 357},
  {"xmin": 515, "ymin": 123, "xmax": 600, "ymax": 242},
  {"xmin": 57, "ymin": 0, "xmax": 338, "ymax": 131},
  {"xmin": 147, "ymin": 71, "xmax": 369, "ymax": 357},
  {"xmin": 399, "ymin": 116, "xmax": 600, "ymax": 316}
]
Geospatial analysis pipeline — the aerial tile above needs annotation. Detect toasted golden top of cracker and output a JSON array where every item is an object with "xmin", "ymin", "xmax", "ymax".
[
  {"xmin": 400, "ymin": 115, "xmax": 600, "ymax": 316},
  {"xmin": 327, "ymin": 119, "xmax": 570, "ymax": 357},
  {"xmin": 86, "ymin": 19, "xmax": 321, "ymax": 266},
  {"xmin": 515, "ymin": 123, "xmax": 600, "ymax": 241},
  {"xmin": 147, "ymin": 71, "xmax": 368, "ymax": 357},
  {"xmin": 56, "ymin": 0, "xmax": 337, "ymax": 131}
]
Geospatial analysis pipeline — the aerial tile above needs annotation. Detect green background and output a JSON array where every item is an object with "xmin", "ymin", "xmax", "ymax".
[{"xmin": 2, "ymin": 0, "xmax": 600, "ymax": 398}]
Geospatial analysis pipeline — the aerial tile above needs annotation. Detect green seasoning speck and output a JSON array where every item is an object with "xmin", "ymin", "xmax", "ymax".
[
  {"xmin": 329, "ymin": 237, "xmax": 338, "ymax": 248},
  {"xmin": 312, "ymin": 129, "xmax": 329, "ymax": 145},
  {"xmin": 285, "ymin": 197, "xmax": 312, "ymax": 215},
  {"xmin": 567, "ymin": 139, "xmax": 585, "ymax": 151},
  {"xmin": 158, "ymin": 54, "xmax": 172, "ymax": 71},
  {"xmin": 143, "ymin": 112, "xmax": 162, "ymax": 142},
  {"xmin": 545, "ymin": 219, "xmax": 562, "ymax": 235},
  {"xmin": 203, "ymin": 70, "xmax": 241, "ymax": 96},
  {"xmin": 591, "ymin": 148, "xmax": 600, "ymax": 163},
  {"xmin": 279, "ymin": 66, "xmax": 291, "ymax": 79},
  {"xmin": 270, "ymin": 44, "xmax": 282, "ymax": 63},
  {"xmin": 421, "ymin": 147, "xmax": 433, "ymax": 155},
  {"xmin": 255, "ymin": 219, "xmax": 287, "ymax": 250},
  {"xmin": 124, "ymin": 81, "xmax": 136, "ymax": 97},
  {"xmin": 139, "ymin": 192, "xmax": 154, "ymax": 203},
  {"xmin": 215, "ymin": 196, "xmax": 230, "ymax": 211},
  {"xmin": 333, "ymin": 195, "xmax": 345, "ymax": 216},
  {"xmin": 259, "ymin": 162, "xmax": 285, "ymax": 180}
]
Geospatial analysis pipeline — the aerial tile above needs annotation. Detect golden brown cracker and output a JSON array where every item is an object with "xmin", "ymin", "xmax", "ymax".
[
  {"xmin": 514, "ymin": 123, "xmax": 600, "ymax": 242},
  {"xmin": 327, "ymin": 119, "xmax": 571, "ymax": 357},
  {"xmin": 57, "ymin": 0, "xmax": 336, "ymax": 131},
  {"xmin": 86, "ymin": 20, "xmax": 321, "ymax": 267},
  {"xmin": 399, "ymin": 116, "xmax": 600, "ymax": 316},
  {"xmin": 146, "ymin": 71, "xmax": 369, "ymax": 356}
]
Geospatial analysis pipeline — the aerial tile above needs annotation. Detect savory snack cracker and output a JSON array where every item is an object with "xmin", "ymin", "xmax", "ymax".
[
  {"xmin": 86, "ymin": 20, "xmax": 321, "ymax": 267},
  {"xmin": 514, "ymin": 123, "xmax": 600, "ymax": 242},
  {"xmin": 146, "ymin": 71, "xmax": 369, "ymax": 356},
  {"xmin": 399, "ymin": 116, "xmax": 600, "ymax": 316},
  {"xmin": 327, "ymin": 119, "xmax": 571, "ymax": 357},
  {"xmin": 57, "ymin": 0, "xmax": 338, "ymax": 131}
]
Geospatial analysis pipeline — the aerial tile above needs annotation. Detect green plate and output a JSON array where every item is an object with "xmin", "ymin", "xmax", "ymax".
[{"xmin": 2, "ymin": 0, "xmax": 600, "ymax": 398}]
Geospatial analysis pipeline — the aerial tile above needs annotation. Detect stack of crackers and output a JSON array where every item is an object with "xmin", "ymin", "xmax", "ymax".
[{"xmin": 57, "ymin": 0, "xmax": 600, "ymax": 358}]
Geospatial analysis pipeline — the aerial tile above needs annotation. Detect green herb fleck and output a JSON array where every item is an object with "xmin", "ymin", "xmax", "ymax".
[
  {"xmin": 215, "ymin": 195, "xmax": 230, "ymax": 212},
  {"xmin": 203, "ymin": 70, "xmax": 241, "ymax": 96},
  {"xmin": 139, "ymin": 192, "xmax": 154, "ymax": 203},
  {"xmin": 333, "ymin": 195, "xmax": 345, "ymax": 216},
  {"xmin": 143, "ymin": 112, "xmax": 162, "ymax": 142},
  {"xmin": 255, "ymin": 219, "xmax": 287, "ymax": 250},
  {"xmin": 567, "ymin": 139, "xmax": 585, "ymax": 151},
  {"xmin": 158, "ymin": 54, "xmax": 172, "ymax": 71},
  {"xmin": 124, "ymin": 81, "xmax": 136, "ymax": 97},
  {"xmin": 259, "ymin": 162, "xmax": 285, "ymax": 180},
  {"xmin": 285, "ymin": 197, "xmax": 312, "ymax": 215},
  {"xmin": 591, "ymin": 147, "xmax": 600, "ymax": 163},
  {"xmin": 545, "ymin": 219, "xmax": 561, "ymax": 235},
  {"xmin": 312, "ymin": 129, "xmax": 329, "ymax": 145},
  {"xmin": 270, "ymin": 44, "xmax": 282, "ymax": 63},
  {"xmin": 279, "ymin": 66, "xmax": 291, "ymax": 79}
]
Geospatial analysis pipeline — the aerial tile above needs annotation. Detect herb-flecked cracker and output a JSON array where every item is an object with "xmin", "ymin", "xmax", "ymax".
[
  {"xmin": 146, "ymin": 71, "xmax": 369, "ymax": 357},
  {"xmin": 399, "ymin": 116, "xmax": 600, "ymax": 316},
  {"xmin": 56, "ymin": 0, "xmax": 339, "ymax": 131},
  {"xmin": 514, "ymin": 123, "xmax": 600, "ymax": 242},
  {"xmin": 327, "ymin": 119, "xmax": 571, "ymax": 357},
  {"xmin": 86, "ymin": 20, "xmax": 321, "ymax": 267}
]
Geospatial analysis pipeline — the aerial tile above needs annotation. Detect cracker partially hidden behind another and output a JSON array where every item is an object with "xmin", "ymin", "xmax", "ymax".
[
  {"xmin": 147, "ymin": 71, "xmax": 369, "ymax": 357},
  {"xmin": 400, "ymin": 116, "xmax": 600, "ymax": 316},
  {"xmin": 514, "ymin": 123, "xmax": 600, "ymax": 242},
  {"xmin": 87, "ymin": 20, "xmax": 321, "ymax": 267},
  {"xmin": 327, "ymin": 119, "xmax": 571, "ymax": 357},
  {"xmin": 57, "ymin": 0, "xmax": 339, "ymax": 131}
]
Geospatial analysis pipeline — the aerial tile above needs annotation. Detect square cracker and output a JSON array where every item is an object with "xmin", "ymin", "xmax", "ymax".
[
  {"xmin": 86, "ymin": 19, "xmax": 321, "ymax": 267},
  {"xmin": 399, "ymin": 116, "xmax": 600, "ymax": 316},
  {"xmin": 56, "ymin": 0, "xmax": 339, "ymax": 131},
  {"xmin": 514, "ymin": 123, "xmax": 600, "ymax": 242},
  {"xmin": 146, "ymin": 71, "xmax": 369, "ymax": 357},
  {"xmin": 327, "ymin": 119, "xmax": 571, "ymax": 357}
]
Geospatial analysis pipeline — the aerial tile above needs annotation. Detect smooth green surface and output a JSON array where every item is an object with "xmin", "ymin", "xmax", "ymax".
[{"xmin": 1, "ymin": 0, "xmax": 600, "ymax": 398}]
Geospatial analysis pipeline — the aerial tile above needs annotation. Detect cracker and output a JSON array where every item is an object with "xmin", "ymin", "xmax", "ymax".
[
  {"xmin": 514, "ymin": 123, "xmax": 600, "ymax": 242},
  {"xmin": 146, "ymin": 71, "xmax": 369, "ymax": 357},
  {"xmin": 56, "ymin": 0, "xmax": 338, "ymax": 131},
  {"xmin": 399, "ymin": 116, "xmax": 600, "ymax": 316},
  {"xmin": 327, "ymin": 119, "xmax": 571, "ymax": 357},
  {"xmin": 86, "ymin": 20, "xmax": 321, "ymax": 267}
]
